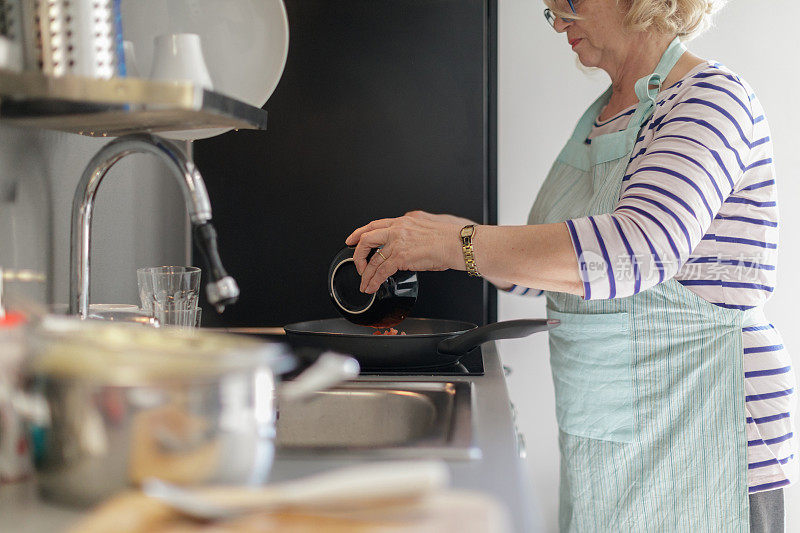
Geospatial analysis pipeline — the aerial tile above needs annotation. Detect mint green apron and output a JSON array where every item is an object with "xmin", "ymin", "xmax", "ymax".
[{"xmin": 529, "ymin": 37, "xmax": 756, "ymax": 531}]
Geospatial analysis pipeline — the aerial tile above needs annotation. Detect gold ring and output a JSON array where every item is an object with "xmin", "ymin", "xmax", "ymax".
[{"xmin": 377, "ymin": 250, "xmax": 387, "ymax": 261}]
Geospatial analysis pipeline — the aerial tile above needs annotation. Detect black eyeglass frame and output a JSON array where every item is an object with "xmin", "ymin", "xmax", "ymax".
[{"xmin": 543, "ymin": 0, "xmax": 577, "ymax": 28}]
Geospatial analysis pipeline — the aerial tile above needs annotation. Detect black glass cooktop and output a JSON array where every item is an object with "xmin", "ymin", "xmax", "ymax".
[{"xmin": 358, "ymin": 347, "xmax": 484, "ymax": 376}]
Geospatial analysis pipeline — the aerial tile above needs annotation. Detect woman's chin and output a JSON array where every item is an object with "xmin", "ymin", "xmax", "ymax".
[{"xmin": 575, "ymin": 53, "xmax": 598, "ymax": 69}]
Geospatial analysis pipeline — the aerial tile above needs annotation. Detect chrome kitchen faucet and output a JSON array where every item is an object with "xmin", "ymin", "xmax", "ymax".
[{"xmin": 69, "ymin": 134, "xmax": 239, "ymax": 317}]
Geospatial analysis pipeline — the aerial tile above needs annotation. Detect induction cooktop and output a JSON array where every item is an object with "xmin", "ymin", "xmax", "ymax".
[{"xmin": 358, "ymin": 347, "xmax": 484, "ymax": 376}]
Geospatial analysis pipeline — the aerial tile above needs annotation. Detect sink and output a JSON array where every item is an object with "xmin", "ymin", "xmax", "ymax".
[{"xmin": 275, "ymin": 381, "xmax": 480, "ymax": 460}]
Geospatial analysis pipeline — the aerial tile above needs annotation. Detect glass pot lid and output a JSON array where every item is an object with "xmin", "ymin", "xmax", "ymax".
[{"xmin": 26, "ymin": 316, "xmax": 296, "ymax": 385}]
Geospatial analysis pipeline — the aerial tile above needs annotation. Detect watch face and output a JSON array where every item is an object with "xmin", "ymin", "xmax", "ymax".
[{"xmin": 461, "ymin": 225, "xmax": 474, "ymax": 238}]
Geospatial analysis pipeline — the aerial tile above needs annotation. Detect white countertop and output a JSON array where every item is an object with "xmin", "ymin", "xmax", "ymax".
[{"xmin": 0, "ymin": 342, "xmax": 539, "ymax": 533}]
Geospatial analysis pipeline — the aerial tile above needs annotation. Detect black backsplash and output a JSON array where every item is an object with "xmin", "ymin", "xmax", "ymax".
[{"xmin": 195, "ymin": 0, "xmax": 496, "ymax": 328}]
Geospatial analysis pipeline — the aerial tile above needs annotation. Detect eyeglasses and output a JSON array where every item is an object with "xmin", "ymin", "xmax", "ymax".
[{"xmin": 544, "ymin": 0, "xmax": 576, "ymax": 28}]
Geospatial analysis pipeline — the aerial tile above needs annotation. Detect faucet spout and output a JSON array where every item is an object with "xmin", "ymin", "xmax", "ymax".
[{"xmin": 69, "ymin": 134, "xmax": 239, "ymax": 317}]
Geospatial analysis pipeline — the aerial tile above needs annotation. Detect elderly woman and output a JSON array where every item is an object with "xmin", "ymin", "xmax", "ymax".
[{"xmin": 346, "ymin": 0, "xmax": 796, "ymax": 530}]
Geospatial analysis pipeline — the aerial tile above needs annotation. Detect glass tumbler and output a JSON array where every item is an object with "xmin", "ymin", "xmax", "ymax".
[
  {"xmin": 155, "ymin": 307, "xmax": 202, "ymax": 328},
  {"xmin": 137, "ymin": 266, "xmax": 201, "ymax": 315}
]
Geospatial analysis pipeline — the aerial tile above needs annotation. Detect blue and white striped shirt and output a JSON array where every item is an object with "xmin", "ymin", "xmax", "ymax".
[{"xmin": 517, "ymin": 61, "xmax": 797, "ymax": 492}]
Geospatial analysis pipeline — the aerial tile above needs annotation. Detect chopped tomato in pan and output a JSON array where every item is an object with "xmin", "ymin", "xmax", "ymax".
[{"xmin": 372, "ymin": 328, "xmax": 406, "ymax": 335}]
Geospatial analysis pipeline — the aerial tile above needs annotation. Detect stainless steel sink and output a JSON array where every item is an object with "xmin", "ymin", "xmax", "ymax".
[{"xmin": 275, "ymin": 381, "xmax": 480, "ymax": 460}]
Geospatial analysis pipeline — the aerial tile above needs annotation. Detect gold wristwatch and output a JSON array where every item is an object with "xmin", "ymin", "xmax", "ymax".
[{"xmin": 460, "ymin": 225, "xmax": 481, "ymax": 277}]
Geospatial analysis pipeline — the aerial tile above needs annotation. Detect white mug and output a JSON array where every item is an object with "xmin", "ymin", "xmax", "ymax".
[
  {"xmin": 149, "ymin": 33, "xmax": 213, "ymax": 89},
  {"xmin": 149, "ymin": 33, "xmax": 218, "ymax": 140}
]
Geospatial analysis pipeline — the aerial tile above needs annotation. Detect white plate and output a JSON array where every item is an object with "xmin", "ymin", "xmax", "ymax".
[{"xmin": 121, "ymin": 0, "xmax": 289, "ymax": 139}]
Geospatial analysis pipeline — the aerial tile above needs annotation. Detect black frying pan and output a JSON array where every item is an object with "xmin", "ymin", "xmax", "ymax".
[{"xmin": 283, "ymin": 318, "xmax": 559, "ymax": 369}]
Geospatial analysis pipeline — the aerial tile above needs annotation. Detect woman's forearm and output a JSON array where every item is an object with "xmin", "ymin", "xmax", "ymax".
[
  {"xmin": 468, "ymin": 223, "xmax": 583, "ymax": 296},
  {"xmin": 346, "ymin": 215, "xmax": 583, "ymax": 296}
]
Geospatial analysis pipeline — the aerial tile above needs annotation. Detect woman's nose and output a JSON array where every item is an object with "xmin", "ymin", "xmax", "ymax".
[{"xmin": 553, "ymin": 17, "xmax": 572, "ymax": 32}]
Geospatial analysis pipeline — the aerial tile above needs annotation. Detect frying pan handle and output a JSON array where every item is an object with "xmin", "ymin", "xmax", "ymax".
[{"xmin": 436, "ymin": 319, "xmax": 560, "ymax": 356}]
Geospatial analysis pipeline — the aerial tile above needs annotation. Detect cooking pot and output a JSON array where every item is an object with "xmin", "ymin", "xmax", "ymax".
[{"xmin": 7, "ymin": 316, "xmax": 358, "ymax": 507}]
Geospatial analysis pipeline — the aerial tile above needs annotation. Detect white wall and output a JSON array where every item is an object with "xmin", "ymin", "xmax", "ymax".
[
  {"xmin": 497, "ymin": 1, "xmax": 800, "ymax": 531},
  {"xmin": 0, "ymin": 124, "xmax": 187, "ymax": 309}
]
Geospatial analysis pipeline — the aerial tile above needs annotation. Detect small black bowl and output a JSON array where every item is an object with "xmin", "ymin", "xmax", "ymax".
[{"xmin": 328, "ymin": 247, "xmax": 419, "ymax": 328}]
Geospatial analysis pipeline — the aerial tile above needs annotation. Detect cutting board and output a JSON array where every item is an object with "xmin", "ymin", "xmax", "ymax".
[{"xmin": 69, "ymin": 489, "xmax": 512, "ymax": 533}]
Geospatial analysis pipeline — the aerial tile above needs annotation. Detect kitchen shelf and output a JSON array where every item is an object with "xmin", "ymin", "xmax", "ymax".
[{"xmin": 0, "ymin": 69, "xmax": 267, "ymax": 137}]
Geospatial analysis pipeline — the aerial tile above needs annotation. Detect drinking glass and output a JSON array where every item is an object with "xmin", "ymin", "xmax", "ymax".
[
  {"xmin": 137, "ymin": 266, "xmax": 201, "ymax": 315},
  {"xmin": 154, "ymin": 307, "xmax": 202, "ymax": 329}
]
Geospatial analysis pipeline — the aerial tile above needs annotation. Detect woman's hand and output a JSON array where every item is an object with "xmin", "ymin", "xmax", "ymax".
[
  {"xmin": 344, "ymin": 211, "xmax": 466, "ymax": 294},
  {"xmin": 402, "ymin": 210, "xmax": 477, "ymax": 228}
]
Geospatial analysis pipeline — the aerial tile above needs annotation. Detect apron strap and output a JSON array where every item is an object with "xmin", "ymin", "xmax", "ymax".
[
  {"xmin": 628, "ymin": 36, "xmax": 687, "ymax": 129},
  {"xmin": 570, "ymin": 36, "xmax": 687, "ymax": 142}
]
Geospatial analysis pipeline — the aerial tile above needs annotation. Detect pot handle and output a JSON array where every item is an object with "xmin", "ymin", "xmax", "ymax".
[
  {"xmin": 279, "ymin": 352, "xmax": 360, "ymax": 402},
  {"xmin": 436, "ymin": 319, "xmax": 560, "ymax": 356}
]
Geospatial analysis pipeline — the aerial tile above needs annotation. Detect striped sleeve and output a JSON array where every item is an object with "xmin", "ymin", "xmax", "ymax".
[
  {"xmin": 568, "ymin": 74, "xmax": 758, "ymax": 300},
  {"xmin": 501, "ymin": 284, "xmax": 544, "ymax": 297}
]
